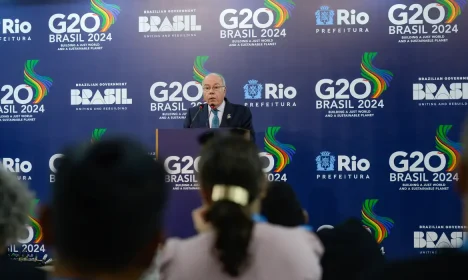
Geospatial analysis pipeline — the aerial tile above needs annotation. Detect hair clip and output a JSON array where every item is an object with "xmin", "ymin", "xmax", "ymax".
[{"xmin": 212, "ymin": 184, "xmax": 248, "ymax": 206}]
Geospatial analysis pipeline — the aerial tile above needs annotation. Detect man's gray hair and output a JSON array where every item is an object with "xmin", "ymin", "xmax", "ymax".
[
  {"xmin": 0, "ymin": 166, "xmax": 34, "ymax": 246},
  {"xmin": 202, "ymin": 73, "xmax": 226, "ymax": 87}
]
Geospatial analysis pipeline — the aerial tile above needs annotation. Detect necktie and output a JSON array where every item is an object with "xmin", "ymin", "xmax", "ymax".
[{"xmin": 212, "ymin": 109, "xmax": 219, "ymax": 128}]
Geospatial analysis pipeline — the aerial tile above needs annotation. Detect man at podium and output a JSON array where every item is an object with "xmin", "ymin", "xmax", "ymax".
[{"xmin": 183, "ymin": 73, "xmax": 255, "ymax": 141}]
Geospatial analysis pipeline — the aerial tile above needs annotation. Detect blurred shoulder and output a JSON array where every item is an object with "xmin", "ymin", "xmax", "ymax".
[
  {"xmin": 253, "ymin": 223, "xmax": 324, "ymax": 279},
  {"xmin": 161, "ymin": 233, "xmax": 214, "ymax": 257},
  {"xmin": 255, "ymin": 223, "xmax": 324, "ymax": 254},
  {"xmin": 158, "ymin": 234, "xmax": 215, "ymax": 279}
]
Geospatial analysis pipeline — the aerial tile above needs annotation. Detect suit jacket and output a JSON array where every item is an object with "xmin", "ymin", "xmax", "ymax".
[
  {"xmin": 0, "ymin": 254, "xmax": 47, "ymax": 280},
  {"xmin": 183, "ymin": 98, "xmax": 255, "ymax": 141},
  {"xmin": 317, "ymin": 218, "xmax": 385, "ymax": 280},
  {"xmin": 364, "ymin": 249, "xmax": 468, "ymax": 280}
]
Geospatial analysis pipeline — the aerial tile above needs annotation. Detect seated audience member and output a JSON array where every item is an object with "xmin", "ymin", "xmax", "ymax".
[
  {"xmin": 159, "ymin": 135, "xmax": 323, "ymax": 280},
  {"xmin": 0, "ymin": 167, "xmax": 47, "ymax": 280},
  {"xmin": 40, "ymin": 138, "xmax": 168, "ymax": 280},
  {"xmin": 365, "ymin": 121, "xmax": 468, "ymax": 280},
  {"xmin": 318, "ymin": 218, "xmax": 385, "ymax": 280},
  {"xmin": 197, "ymin": 128, "xmax": 251, "ymax": 145},
  {"xmin": 260, "ymin": 181, "xmax": 384, "ymax": 280},
  {"xmin": 260, "ymin": 181, "xmax": 311, "ymax": 229}
]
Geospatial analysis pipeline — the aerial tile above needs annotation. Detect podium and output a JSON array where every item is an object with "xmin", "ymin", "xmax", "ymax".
[{"xmin": 155, "ymin": 128, "xmax": 251, "ymax": 238}]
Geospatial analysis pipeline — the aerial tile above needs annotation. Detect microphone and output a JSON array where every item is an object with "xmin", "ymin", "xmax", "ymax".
[{"xmin": 190, "ymin": 104, "xmax": 204, "ymax": 128}]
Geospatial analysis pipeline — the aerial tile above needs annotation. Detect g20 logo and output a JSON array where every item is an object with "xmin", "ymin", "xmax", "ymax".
[
  {"xmin": 389, "ymin": 151, "xmax": 446, "ymax": 172},
  {"xmin": 388, "ymin": 4, "xmax": 446, "ymax": 25},
  {"xmin": 164, "ymin": 153, "xmax": 279, "ymax": 176},
  {"xmin": 389, "ymin": 151, "xmax": 458, "ymax": 182},
  {"xmin": 219, "ymin": 8, "xmax": 289, "ymax": 39},
  {"xmin": 164, "ymin": 156, "xmax": 201, "ymax": 175},
  {"xmin": 150, "ymin": 81, "xmax": 203, "ymax": 103},
  {"xmin": 7, "ymin": 225, "xmax": 46, "ymax": 254},
  {"xmin": 49, "ymin": 13, "xmax": 103, "ymax": 34},
  {"xmin": 315, "ymin": 78, "xmax": 384, "ymax": 109},
  {"xmin": 259, "ymin": 152, "xmax": 287, "ymax": 181},
  {"xmin": 18, "ymin": 226, "xmax": 39, "ymax": 244},
  {"xmin": 220, "ymin": 8, "xmax": 276, "ymax": 29},
  {"xmin": 48, "ymin": 13, "xmax": 113, "ymax": 43},
  {"xmin": 388, "ymin": 3, "xmax": 460, "ymax": 35},
  {"xmin": 316, "ymin": 79, "xmax": 372, "ymax": 99},
  {"xmin": 0, "ymin": 85, "xmax": 45, "ymax": 113}
]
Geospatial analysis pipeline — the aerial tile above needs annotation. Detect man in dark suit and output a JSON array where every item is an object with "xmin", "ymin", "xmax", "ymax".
[{"xmin": 183, "ymin": 73, "xmax": 255, "ymax": 141}]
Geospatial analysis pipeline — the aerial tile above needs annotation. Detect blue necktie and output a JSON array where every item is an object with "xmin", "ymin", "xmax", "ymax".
[{"xmin": 212, "ymin": 109, "xmax": 219, "ymax": 128}]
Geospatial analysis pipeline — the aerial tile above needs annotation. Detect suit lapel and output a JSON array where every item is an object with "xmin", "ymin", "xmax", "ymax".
[{"xmin": 220, "ymin": 99, "xmax": 232, "ymax": 128}]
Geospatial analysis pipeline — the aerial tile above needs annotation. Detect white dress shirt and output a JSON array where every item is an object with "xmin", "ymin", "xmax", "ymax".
[{"xmin": 209, "ymin": 101, "xmax": 225, "ymax": 128}]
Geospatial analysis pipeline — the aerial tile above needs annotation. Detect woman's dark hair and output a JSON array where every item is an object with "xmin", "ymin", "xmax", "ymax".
[
  {"xmin": 261, "ymin": 181, "xmax": 305, "ymax": 227},
  {"xmin": 198, "ymin": 135, "xmax": 264, "ymax": 277}
]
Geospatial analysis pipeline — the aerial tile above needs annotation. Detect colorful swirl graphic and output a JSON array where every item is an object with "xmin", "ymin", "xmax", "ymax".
[
  {"xmin": 264, "ymin": 0, "xmax": 296, "ymax": 28},
  {"xmin": 29, "ymin": 199, "xmax": 43, "ymax": 243},
  {"xmin": 264, "ymin": 126, "xmax": 296, "ymax": 172},
  {"xmin": 91, "ymin": 128, "xmax": 107, "ymax": 143},
  {"xmin": 193, "ymin": 56, "xmax": 211, "ymax": 84},
  {"xmin": 436, "ymin": 125, "xmax": 462, "ymax": 172},
  {"xmin": 28, "ymin": 216, "xmax": 43, "ymax": 244},
  {"xmin": 361, "ymin": 199, "xmax": 394, "ymax": 244},
  {"xmin": 436, "ymin": 0, "xmax": 466, "ymax": 24},
  {"xmin": 90, "ymin": 0, "xmax": 121, "ymax": 32},
  {"xmin": 360, "ymin": 52, "xmax": 393, "ymax": 99},
  {"xmin": 24, "ymin": 60, "xmax": 53, "ymax": 104}
]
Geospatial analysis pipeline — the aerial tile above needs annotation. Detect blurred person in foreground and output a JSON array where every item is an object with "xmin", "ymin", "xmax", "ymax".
[
  {"xmin": 260, "ymin": 181, "xmax": 311, "ymax": 229},
  {"xmin": 159, "ymin": 135, "xmax": 323, "ymax": 280},
  {"xmin": 40, "ymin": 138, "xmax": 168, "ymax": 280},
  {"xmin": 0, "ymin": 167, "xmax": 46, "ymax": 280},
  {"xmin": 261, "ymin": 181, "xmax": 384, "ymax": 280},
  {"xmin": 365, "ymin": 122, "xmax": 468, "ymax": 280}
]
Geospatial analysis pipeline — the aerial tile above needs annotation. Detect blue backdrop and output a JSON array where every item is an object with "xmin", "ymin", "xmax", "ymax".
[{"xmin": 1, "ymin": 0, "xmax": 467, "ymax": 264}]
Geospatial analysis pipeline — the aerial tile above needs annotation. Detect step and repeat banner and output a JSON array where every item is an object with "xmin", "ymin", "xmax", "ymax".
[{"xmin": 0, "ymin": 0, "xmax": 467, "ymax": 264}]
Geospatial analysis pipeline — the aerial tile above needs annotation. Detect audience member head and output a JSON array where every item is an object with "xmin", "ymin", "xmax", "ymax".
[
  {"xmin": 198, "ymin": 128, "xmax": 251, "ymax": 146},
  {"xmin": 261, "ymin": 181, "xmax": 307, "ymax": 227},
  {"xmin": 197, "ymin": 135, "xmax": 265, "ymax": 277},
  {"xmin": 41, "ymin": 138, "xmax": 168, "ymax": 279},
  {"xmin": 0, "ymin": 167, "xmax": 33, "ymax": 253}
]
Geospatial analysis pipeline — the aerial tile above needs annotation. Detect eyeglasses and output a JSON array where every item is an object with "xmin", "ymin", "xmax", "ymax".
[{"xmin": 203, "ymin": 85, "xmax": 225, "ymax": 92}]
